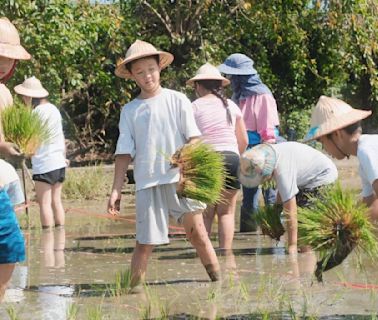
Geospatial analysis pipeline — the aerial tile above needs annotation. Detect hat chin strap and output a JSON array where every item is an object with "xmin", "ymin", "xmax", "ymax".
[{"xmin": 329, "ymin": 135, "xmax": 350, "ymax": 159}]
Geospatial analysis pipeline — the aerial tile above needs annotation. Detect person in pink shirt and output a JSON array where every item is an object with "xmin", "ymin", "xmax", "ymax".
[
  {"xmin": 219, "ymin": 53, "xmax": 281, "ymax": 232},
  {"xmin": 187, "ymin": 63, "xmax": 248, "ymax": 250}
]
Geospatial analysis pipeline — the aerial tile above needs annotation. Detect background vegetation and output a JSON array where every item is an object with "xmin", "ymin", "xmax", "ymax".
[{"xmin": 1, "ymin": 0, "xmax": 377, "ymax": 160}]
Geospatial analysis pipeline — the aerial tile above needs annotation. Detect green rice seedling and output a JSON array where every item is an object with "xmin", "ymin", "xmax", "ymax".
[
  {"xmin": 170, "ymin": 141, "xmax": 227, "ymax": 204},
  {"xmin": 6, "ymin": 306, "xmax": 19, "ymax": 320},
  {"xmin": 112, "ymin": 269, "xmax": 132, "ymax": 296},
  {"xmin": 1, "ymin": 101, "xmax": 51, "ymax": 156},
  {"xmin": 86, "ymin": 304, "xmax": 104, "ymax": 320},
  {"xmin": 67, "ymin": 303, "xmax": 80, "ymax": 320},
  {"xmin": 298, "ymin": 182, "xmax": 378, "ymax": 282},
  {"xmin": 255, "ymin": 204, "xmax": 285, "ymax": 242}
]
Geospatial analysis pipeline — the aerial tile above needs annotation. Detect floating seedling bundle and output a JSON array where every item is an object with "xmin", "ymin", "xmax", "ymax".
[
  {"xmin": 255, "ymin": 204, "xmax": 285, "ymax": 242},
  {"xmin": 1, "ymin": 101, "xmax": 51, "ymax": 156},
  {"xmin": 170, "ymin": 142, "xmax": 226, "ymax": 204},
  {"xmin": 298, "ymin": 183, "xmax": 378, "ymax": 282}
]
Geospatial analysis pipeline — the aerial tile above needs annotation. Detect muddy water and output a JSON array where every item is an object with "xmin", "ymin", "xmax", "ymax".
[{"xmin": 1, "ymin": 160, "xmax": 378, "ymax": 319}]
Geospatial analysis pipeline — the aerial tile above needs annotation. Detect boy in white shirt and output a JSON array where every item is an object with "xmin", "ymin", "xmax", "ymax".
[
  {"xmin": 107, "ymin": 40, "xmax": 220, "ymax": 291},
  {"xmin": 238, "ymin": 142, "xmax": 338, "ymax": 254},
  {"xmin": 305, "ymin": 95, "xmax": 378, "ymax": 220}
]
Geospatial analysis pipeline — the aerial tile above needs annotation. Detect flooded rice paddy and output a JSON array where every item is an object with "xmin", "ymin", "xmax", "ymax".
[{"xmin": 1, "ymin": 158, "xmax": 378, "ymax": 319}]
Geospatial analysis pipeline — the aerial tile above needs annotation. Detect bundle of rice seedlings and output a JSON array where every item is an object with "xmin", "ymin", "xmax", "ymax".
[
  {"xmin": 298, "ymin": 183, "xmax": 378, "ymax": 282},
  {"xmin": 1, "ymin": 101, "xmax": 51, "ymax": 156},
  {"xmin": 255, "ymin": 204, "xmax": 285, "ymax": 241},
  {"xmin": 170, "ymin": 142, "xmax": 226, "ymax": 204}
]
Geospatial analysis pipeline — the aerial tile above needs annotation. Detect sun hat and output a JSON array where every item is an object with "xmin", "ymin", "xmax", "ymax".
[
  {"xmin": 218, "ymin": 53, "xmax": 257, "ymax": 75},
  {"xmin": 115, "ymin": 40, "xmax": 174, "ymax": 79},
  {"xmin": 304, "ymin": 95, "xmax": 372, "ymax": 142},
  {"xmin": 14, "ymin": 76, "xmax": 49, "ymax": 98},
  {"xmin": 238, "ymin": 144, "xmax": 277, "ymax": 188},
  {"xmin": 0, "ymin": 17, "xmax": 31, "ymax": 60},
  {"xmin": 187, "ymin": 62, "xmax": 230, "ymax": 87}
]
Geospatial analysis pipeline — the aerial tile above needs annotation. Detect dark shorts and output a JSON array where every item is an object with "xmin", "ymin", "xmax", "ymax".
[
  {"xmin": 296, "ymin": 185, "xmax": 331, "ymax": 207},
  {"xmin": 220, "ymin": 151, "xmax": 240, "ymax": 190},
  {"xmin": 33, "ymin": 167, "xmax": 66, "ymax": 185}
]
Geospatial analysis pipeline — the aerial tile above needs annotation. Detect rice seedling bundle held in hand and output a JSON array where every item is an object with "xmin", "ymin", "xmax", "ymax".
[
  {"xmin": 255, "ymin": 204, "xmax": 285, "ymax": 242},
  {"xmin": 1, "ymin": 101, "xmax": 51, "ymax": 156},
  {"xmin": 170, "ymin": 142, "xmax": 226, "ymax": 204},
  {"xmin": 298, "ymin": 183, "xmax": 378, "ymax": 282}
]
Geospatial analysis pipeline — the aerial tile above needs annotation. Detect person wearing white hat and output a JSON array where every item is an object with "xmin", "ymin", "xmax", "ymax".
[
  {"xmin": 187, "ymin": 62, "xmax": 248, "ymax": 252},
  {"xmin": 108, "ymin": 40, "xmax": 220, "ymax": 291},
  {"xmin": 15, "ymin": 76, "xmax": 67, "ymax": 229},
  {"xmin": 0, "ymin": 17, "xmax": 30, "ymax": 302},
  {"xmin": 238, "ymin": 142, "xmax": 338, "ymax": 255},
  {"xmin": 305, "ymin": 95, "xmax": 378, "ymax": 219},
  {"xmin": 218, "ymin": 53, "xmax": 281, "ymax": 233}
]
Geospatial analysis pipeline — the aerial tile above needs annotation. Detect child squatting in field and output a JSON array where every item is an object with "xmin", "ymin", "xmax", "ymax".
[{"xmin": 107, "ymin": 40, "xmax": 220, "ymax": 291}]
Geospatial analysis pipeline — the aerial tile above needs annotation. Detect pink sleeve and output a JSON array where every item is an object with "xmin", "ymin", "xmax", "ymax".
[{"xmin": 255, "ymin": 94, "xmax": 279, "ymax": 143}]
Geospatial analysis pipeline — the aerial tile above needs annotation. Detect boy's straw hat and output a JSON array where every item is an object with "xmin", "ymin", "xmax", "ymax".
[
  {"xmin": 304, "ymin": 96, "xmax": 372, "ymax": 142},
  {"xmin": 218, "ymin": 53, "xmax": 257, "ymax": 75},
  {"xmin": 187, "ymin": 62, "xmax": 230, "ymax": 86},
  {"xmin": 14, "ymin": 76, "xmax": 49, "ymax": 98},
  {"xmin": 238, "ymin": 144, "xmax": 277, "ymax": 188},
  {"xmin": 115, "ymin": 40, "xmax": 174, "ymax": 79},
  {"xmin": 0, "ymin": 17, "xmax": 31, "ymax": 60}
]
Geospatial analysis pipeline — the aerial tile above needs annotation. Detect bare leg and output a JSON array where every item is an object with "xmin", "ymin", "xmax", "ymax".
[
  {"xmin": 51, "ymin": 182, "xmax": 65, "ymax": 227},
  {"xmin": 0, "ymin": 264, "xmax": 15, "ymax": 302},
  {"xmin": 54, "ymin": 227, "xmax": 66, "ymax": 268},
  {"xmin": 130, "ymin": 242, "xmax": 154, "ymax": 288},
  {"xmin": 203, "ymin": 205, "xmax": 216, "ymax": 237},
  {"xmin": 35, "ymin": 181, "xmax": 54, "ymax": 228},
  {"xmin": 182, "ymin": 212, "xmax": 220, "ymax": 281},
  {"xmin": 217, "ymin": 189, "xmax": 238, "ymax": 250}
]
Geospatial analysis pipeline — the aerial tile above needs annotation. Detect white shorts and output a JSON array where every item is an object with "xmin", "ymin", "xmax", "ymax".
[{"xmin": 135, "ymin": 183, "xmax": 206, "ymax": 245}]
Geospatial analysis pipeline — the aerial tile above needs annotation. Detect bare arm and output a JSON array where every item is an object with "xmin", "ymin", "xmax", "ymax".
[
  {"xmin": 107, "ymin": 154, "xmax": 132, "ymax": 215},
  {"xmin": 283, "ymin": 196, "xmax": 298, "ymax": 255},
  {"xmin": 364, "ymin": 179, "xmax": 378, "ymax": 220},
  {"xmin": 235, "ymin": 117, "xmax": 248, "ymax": 154},
  {"xmin": 187, "ymin": 136, "xmax": 201, "ymax": 144}
]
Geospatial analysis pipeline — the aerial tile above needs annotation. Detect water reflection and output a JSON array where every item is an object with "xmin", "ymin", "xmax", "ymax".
[{"xmin": 41, "ymin": 227, "xmax": 66, "ymax": 268}]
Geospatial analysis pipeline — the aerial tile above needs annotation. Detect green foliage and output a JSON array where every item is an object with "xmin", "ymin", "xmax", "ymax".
[
  {"xmin": 1, "ymin": 0, "xmax": 378, "ymax": 154},
  {"xmin": 298, "ymin": 183, "xmax": 378, "ymax": 280},
  {"xmin": 255, "ymin": 204, "xmax": 285, "ymax": 242},
  {"xmin": 171, "ymin": 142, "xmax": 226, "ymax": 204},
  {"xmin": 1, "ymin": 101, "xmax": 51, "ymax": 156}
]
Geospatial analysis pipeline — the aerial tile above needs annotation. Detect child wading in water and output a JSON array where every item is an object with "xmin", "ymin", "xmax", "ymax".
[
  {"xmin": 187, "ymin": 63, "xmax": 248, "ymax": 250},
  {"xmin": 305, "ymin": 95, "xmax": 378, "ymax": 219},
  {"xmin": 0, "ymin": 17, "xmax": 30, "ymax": 302},
  {"xmin": 15, "ymin": 76, "xmax": 67, "ymax": 229},
  {"xmin": 108, "ymin": 40, "xmax": 220, "ymax": 291}
]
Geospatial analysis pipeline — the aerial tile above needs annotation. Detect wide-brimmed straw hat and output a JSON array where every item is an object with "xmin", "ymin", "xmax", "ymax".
[
  {"xmin": 14, "ymin": 76, "xmax": 49, "ymax": 98},
  {"xmin": 115, "ymin": 40, "xmax": 174, "ymax": 79},
  {"xmin": 0, "ymin": 17, "xmax": 31, "ymax": 60},
  {"xmin": 238, "ymin": 144, "xmax": 277, "ymax": 188},
  {"xmin": 187, "ymin": 62, "xmax": 230, "ymax": 87},
  {"xmin": 304, "ymin": 96, "xmax": 372, "ymax": 142},
  {"xmin": 218, "ymin": 53, "xmax": 257, "ymax": 75}
]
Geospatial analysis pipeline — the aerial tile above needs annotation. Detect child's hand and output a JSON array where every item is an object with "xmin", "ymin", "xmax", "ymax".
[
  {"xmin": 108, "ymin": 190, "xmax": 121, "ymax": 216},
  {"xmin": 0, "ymin": 142, "xmax": 21, "ymax": 157}
]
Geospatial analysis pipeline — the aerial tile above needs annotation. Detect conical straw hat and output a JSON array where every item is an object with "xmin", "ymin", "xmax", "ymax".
[
  {"xmin": 0, "ymin": 17, "xmax": 31, "ymax": 60},
  {"xmin": 14, "ymin": 76, "xmax": 49, "ymax": 98},
  {"xmin": 187, "ymin": 62, "xmax": 230, "ymax": 87},
  {"xmin": 115, "ymin": 40, "xmax": 174, "ymax": 79},
  {"xmin": 0, "ymin": 83, "xmax": 13, "ymax": 110},
  {"xmin": 304, "ymin": 96, "xmax": 371, "ymax": 142}
]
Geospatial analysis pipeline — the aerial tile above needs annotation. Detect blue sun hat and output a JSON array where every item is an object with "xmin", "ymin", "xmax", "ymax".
[
  {"xmin": 218, "ymin": 53, "xmax": 258, "ymax": 75},
  {"xmin": 238, "ymin": 144, "xmax": 277, "ymax": 188}
]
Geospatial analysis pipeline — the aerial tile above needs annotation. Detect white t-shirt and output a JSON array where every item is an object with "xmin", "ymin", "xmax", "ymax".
[
  {"xmin": 31, "ymin": 103, "xmax": 66, "ymax": 174},
  {"xmin": 115, "ymin": 88, "xmax": 201, "ymax": 191},
  {"xmin": 192, "ymin": 96, "xmax": 242, "ymax": 154},
  {"xmin": 272, "ymin": 142, "xmax": 338, "ymax": 202},
  {"xmin": 357, "ymin": 134, "xmax": 378, "ymax": 198}
]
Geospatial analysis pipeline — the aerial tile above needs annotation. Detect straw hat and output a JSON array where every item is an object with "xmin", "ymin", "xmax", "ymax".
[
  {"xmin": 0, "ymin": 17, "xmax": 31, "ymax": 60},
  {"xmin": 238, "ymin": 144, "xmax": 277, "ymax": 188},
  {"xmin": 187, "ymin": 62, "xmax": 230, "ymax": 86},
  {"xmin": 115, "ymin": 40, "xmax": 174, "ymax": 79},
  {"xmin": 304, "ymin": 96, "xmax": 372, "ymax": 142},
  {"xmin": 218, "ymin": 53, "xmax": 257, "ymax": 75},
  {"xmin": 14, "ymin": 76, "xmax": 49, "ymax": 98},
  {"xmin": 0, "ymin": 84, "xmax": 13, "ymax": 110}
]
